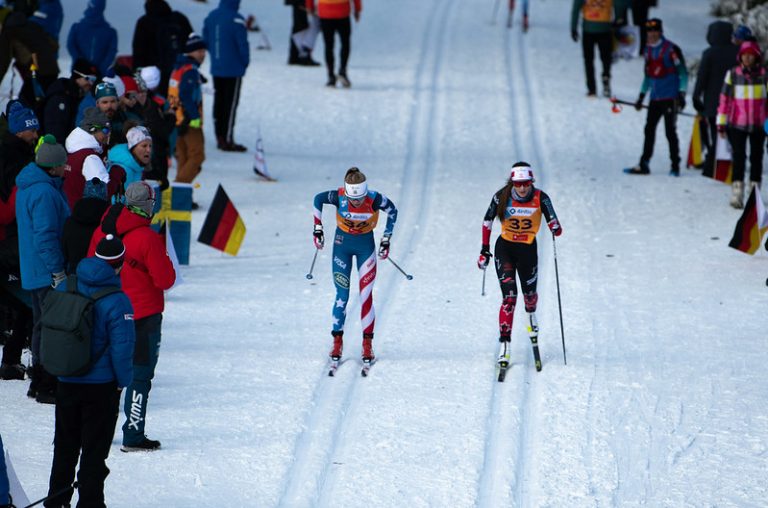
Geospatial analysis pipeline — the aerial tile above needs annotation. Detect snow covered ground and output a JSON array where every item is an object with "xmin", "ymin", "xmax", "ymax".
[{"xmin": 2, "ymin": 0, "xmax": 767, "ymax": 506}]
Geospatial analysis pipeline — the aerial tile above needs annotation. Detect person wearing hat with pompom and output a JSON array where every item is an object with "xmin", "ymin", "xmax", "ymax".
[
  {"xmin": 88, "ymin": 181, "xmax": 175, "ymax": 451},
  {"xmin": 169, "ymin": 33, "xmax": 207, "ymax": 185},
  {"xmin": 477, "ymin": 162, "xmax": 562, "ymax": 372},
  {"xmin": 63, "ymin": 106, "xmax": 113, "ymax": 210},
  {"xmin": 42, "ymin": 58, "xmax": 99, "ymax": 144},
  {"xmin": 106, "ymin": 126, "xmax": 153, "ymax": 201},
  {"xmin": 0, "ymin": 100, "xmax": 38, "ymax": 381},
  {"xmin": 717, "ymin": 40, "xmax": 768, "ymax": 209},
  {"xmin": 15, "ymin": 135, "xmax": 71, "ymax": 403},
  {"xmin": 45, "ymin": 233, "xmax": 135, "ymax": 508}
]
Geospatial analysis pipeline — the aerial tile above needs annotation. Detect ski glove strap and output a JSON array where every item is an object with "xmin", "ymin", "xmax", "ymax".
[
  {"xmin": 478, "ymin": 244, "xmax": 492, "ymax": 270},
  {"xmin": 313, "ymin": 224, "xmax": 325, "ymax": 249},
  {"xmin": 548, "ymin": 219, "xmax": 563, "ymax": 237}
]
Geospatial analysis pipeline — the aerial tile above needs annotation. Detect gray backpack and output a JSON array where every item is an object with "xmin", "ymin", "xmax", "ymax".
[{"xmin": 40, "ymin": 275, "xmax": 121, "ymax": 377}]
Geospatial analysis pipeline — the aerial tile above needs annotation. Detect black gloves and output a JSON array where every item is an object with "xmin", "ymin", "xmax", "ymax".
[
  {"xmin": 634, "ymin": 93, "xmax": 646, "ymax": 111},
  {"xmin": 571, "ymin": 29, "xmax": 578, "ymax": 42},
  {"xmin": 677, "ymin": 91, "xmax": 686, "ymax": 111},
  {"xmin": 313, "ymin": 224, "xmax": 324, "ymax": 249}
]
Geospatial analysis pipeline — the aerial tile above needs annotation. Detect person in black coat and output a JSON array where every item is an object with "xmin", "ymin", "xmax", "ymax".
[
  {"xmin": 131, "ymin": 0, "xmax": 193, "ymax": 97},
  {"xmin": 42, "ymin": 59, "xmax": 98, "ymax": 145},
  {"xmin": 62, "ymin": 178, "xmax": 109, "ymax": 274},
  {"xmin": 692, "ymin": 21, "xmax": 739, "ymax": 177},
  {"xmin": 0, "ymin": 100, "xmax": 38, "ymax": 381},
  {"xmin": 631, "ymin": 0, "xmax": 657, "ymax": 56}
]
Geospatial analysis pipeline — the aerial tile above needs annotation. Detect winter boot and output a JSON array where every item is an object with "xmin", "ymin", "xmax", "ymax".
[
  {"xmin": 0, "ymin": 363, "xmax": 25, "ymax": 380},
  {"xmin": 26, "ymin": 363, "xmax": 40, "ymax": 398},
  {"xmin": 325, "ymin": 75, "xmax": 336, "ymax": 87},
  {"xmin": 337, "ymin": 70, "xmax": 351, "ymax": 88},
  {"xmin": 121, "ymin": 436, "xmax": 161, "ymax": 452},
  {"xmin": 626, "ymin": 160, "xmax": 650, "ymax": 175},
  {"xmin": 670, "ymin": 162, "xmax": 680, "ymax": 177},
  {"xmin": 216, "ymin": 135, "xmax": 227, "ymax": 150},
  {"xmin": 362, "ymin": 333, "xmax": 375, "ymax": 362},
  {"xmin": 601, "ymin": 75, "xmax": 611, "ymax": 98},
  {"xmin": 730, "ymin": 181, "xmax": 745, "ymax": 209},
  {"xmin": 522, "ymin": 14, "xmax": 529, "ymax": 32},
  {"xmin": 329, "ymin": 331, "xmax": 343, "ymax": 360},
  {"xmin": 227, "ymin": 141, "xmax": 247, "ymax": 152}
]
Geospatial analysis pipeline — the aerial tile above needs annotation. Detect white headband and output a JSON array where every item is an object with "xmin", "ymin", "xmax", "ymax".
[{"xmin": 345, "ymin": 181, "xmax": 368, "ymax": 199}]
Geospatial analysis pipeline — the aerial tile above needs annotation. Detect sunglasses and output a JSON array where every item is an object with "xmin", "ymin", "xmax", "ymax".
[
  {"xmin": 513, "ymin": 181, "xmax": 532, "ymax": 188},
  {"xmin": 74, "ymin": 70, "xmax": 97, "ymax": 83},
  {"xmin": 91, "ymin": 125, "xmax": 111, "ymax": 135}
]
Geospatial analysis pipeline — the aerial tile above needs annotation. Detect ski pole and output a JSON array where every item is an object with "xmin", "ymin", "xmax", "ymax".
[
  {"xmin": 306, "ymin": 249, "xmax": 319, "ymax": 280},
  {"xmin": 387, "ymin": 257, "xmax": 413, "ymax": 280},
  {"xmin": 610, "ymin": 97, "xmax": 696, "ymax": 118},
  {"xmin": 552, "ymin": 234, "xmax": 567, "ymax": 365},
  {"xmin": 481, "ymin": 267, "xmax": 487, "ymax": 296},
  {"xmin": 24, "ymin": 482, "xmax": 78, "ymax": 508}
]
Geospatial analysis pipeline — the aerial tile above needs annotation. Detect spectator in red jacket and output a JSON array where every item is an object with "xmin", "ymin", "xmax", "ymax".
[
  {"xmin": 88, "ymin": 181, "xmax": 175, "ymax": 451},
  {"xmin": 307, "ymin": 0, "xmax": 361, "ymax": 87},
  {"xmin": 63, "ymin": 107, "xmax": 115, "ymax": 210}
]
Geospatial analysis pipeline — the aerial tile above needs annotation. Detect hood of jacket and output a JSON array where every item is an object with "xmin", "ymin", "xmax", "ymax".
[
  {"xmin": 112, "ymin": 204, "xmax": 151, "ymax": 237},
  {"xmin": 15, "ymin": 162, "xmax": 59, "ymax": 192},
  {"xmin": 82, "ymin": 0, "xmax": 106, "ymax": 22},
  {"xmin": 107, "ymin": 144, "xmax": 144, "ymax": 175},
  {"xmin": 706, "ymin": 20, "xmax": 733, "ymax": 48},
  {"xmin": 76, "ymin": 256, "xmax": 122, "ymax": 294},
  {"xmin": 65, "ymin": 127, "xmax": 103, "ymax": 155},
  {"xmin": 71, "ymin": 197, "xmax": 109, "ymax": 226},
  {"xmin": 145, "ymin": 0, "xmax": 172, "ymax": 17}
]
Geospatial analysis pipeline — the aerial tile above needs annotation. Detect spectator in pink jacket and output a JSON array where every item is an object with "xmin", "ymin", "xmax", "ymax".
[{"xmin": 717, "ymin": 40, "xmax": 767, "ymax": 209}]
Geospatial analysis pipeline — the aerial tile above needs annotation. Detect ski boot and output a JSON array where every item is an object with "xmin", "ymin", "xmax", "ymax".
[
  {"xmin": 361, "ymin": 333, "xmax": 375, "ymax": 376},
  {"xmin": 497, "ymin": 336, "xmax": 511, "ymax": 382},
  {"xmin": 527, "ymin": 312, "xmax": 542, "ymax": 372},
  {"xmin": 329, "ymin": 331, "xmax": 343, "ymax": 360}
]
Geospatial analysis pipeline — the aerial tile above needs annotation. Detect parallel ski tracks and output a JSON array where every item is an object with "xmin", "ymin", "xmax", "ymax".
[
  {"xmin": 277, "ymin": 1, "xmax": 455, "ymax": 506},
  {"xmin": 476, "ymin": 26, "xmax": 549, "ymax": 508}
]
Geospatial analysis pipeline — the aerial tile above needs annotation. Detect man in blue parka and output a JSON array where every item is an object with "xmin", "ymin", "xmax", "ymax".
[
  {"xmin": 15, "ymin": 135, "xmax": 70, "ymax": 404},
  {"xmin": 45, "ymin": 237, "xmax": 135, "ymax": 508},
  {"xmin": 203, "ymin": 0, "xmax": 250, "ymax": 152},
  {"xmin": 29, "ymin": 0, "xmax": 63, "ymax": 45},
  {"xmin": 66, "ymin": 0, "xmax": 117, "ymax": 77}
]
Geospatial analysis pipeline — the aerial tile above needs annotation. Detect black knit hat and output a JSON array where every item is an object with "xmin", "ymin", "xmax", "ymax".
[
  {"xmin": 95, "ymin": 234, "xmax": 125, "ymax": 268},
  {"xmin": 645, "ymin": 18, "xmax": 662, "ymax": 32}
]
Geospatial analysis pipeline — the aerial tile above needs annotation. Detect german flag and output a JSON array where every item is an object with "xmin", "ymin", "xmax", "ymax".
[
  {"xmin": 197, "ymin": 185, "xmax": 246, "ymax": 256},
  {"xmin": 729, "ymin": 186, "xmax": 768, "ymax": 255}
]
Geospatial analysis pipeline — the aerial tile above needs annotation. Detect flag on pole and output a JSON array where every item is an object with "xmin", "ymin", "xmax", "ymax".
[
  {"xmin": 253, "ymin": 124, "xmax": 276, "ymax": 182},
  {"xmin": 711, "ymin": 135, "xmax": 733, "ymax": 184},
  {"xmin": 197, "ymin": 185, "xmax": 246, "ymax": 256},
  {"xmin": 686, "ymin": 115, "xmax": 704, "ymax": 168},
  {"xmin": 728, "ymin": 186, "xmax": 768, "ymax": 254},
  {"xmin": 165, "ymin": 219, "xmax": 184, "ymax": 289}
]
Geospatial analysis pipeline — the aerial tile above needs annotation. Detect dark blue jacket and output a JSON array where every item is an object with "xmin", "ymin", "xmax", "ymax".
[
  {"xmin": 203, "ymin": 0, "xmax": 250, "ymax": 77},
  {"xmin": 15, "ymin": 163, "xmax": 70, "ymax": 290},
  {"xmin": 30, "ymin": 0, "xmax": 64, "ymax": 42},
  {"xmin": 640, "ymin": 37, "xmax": 688, "ymax": 101},
  {"xmin": 174, "ymin": 55, "xmax": 203, "ymax": 121},
  {"xmin": 58, "ymin": 257, "xmax": 135, "ymax": 387},
  {"xmin": 693, "ymin": 21, "xmax": 740, "ymax": 118},
  {"xmin": 66, "ymin": 0, "xmax": 118, "ymax": 77}
]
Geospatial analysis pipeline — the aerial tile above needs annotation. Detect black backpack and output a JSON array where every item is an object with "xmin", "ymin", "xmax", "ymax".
[{"xmin": 40, "ymin": 275, "xmax": 121, "ymax": 377}]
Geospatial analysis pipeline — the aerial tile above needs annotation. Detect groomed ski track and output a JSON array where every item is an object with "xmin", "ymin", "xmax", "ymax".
[{"xmin": 276, "ymin": 1, "xmax": 453, "ymax": 505}]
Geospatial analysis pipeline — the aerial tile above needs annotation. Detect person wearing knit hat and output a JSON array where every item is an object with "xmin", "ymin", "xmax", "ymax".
[
  {"xmin": 87, "ymin": 177, "xmax": 175, "ymax": 452},
  {"xmin": 717, "ymin": 40, "xmax": 768, "ymax": 208},
  {"xmin": 71, "ymin": 58, "xmax": 98, "ymax": 85},
  {"xmin": 94, "ymin": 81, "xmax": 119, "ymax": 124},
  {"xmin": 732, "ymin": 25, "xmax": 754, "ymax": 46},
  {"xmin": 169, "ymin": 31, "xmax": 207, "ymax": 188},
  {"xmin": 14, "ymin": 132, "xmax": 71, "ymax": 404},
  {"xmin": 6, "ymin": 100, "xmax": 39, "ymax": 146},
  {"xmin": 139, "ymin": 66, "xmax": 161, "ymax": 91},
  {"xmin": 96, "ymin": 78, "xmax": 132, "ymax": 148},
  {"xmin": 63, "ymin": 107, "xmax": 112, "ymax": 210},
  {"xmin": 106, "ymin": 126, "xmax": 153, "ymax": 196},
  {"xmin": 95, "ymin": 234, "xmax": 125, "ymax": 269}
]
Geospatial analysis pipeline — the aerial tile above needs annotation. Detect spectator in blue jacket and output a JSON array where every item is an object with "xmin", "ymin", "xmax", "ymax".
[
  {"xmin": 15, "ymin": 135, "xmax": 70, "ymax": 404},
  {"xmin": 66, "ymin": 0, "xmax": 117, "ymax": 78},
  {"xmin": 29, "ymin": 0, "xmax": 63, "ymax": 44},
  {"xmin": 203, "ymin": 0, "xmax": 250, "ymax": 152},
  {"xmin": 45, "ymin": 237, "xmax": 135, "ymax": 508}
]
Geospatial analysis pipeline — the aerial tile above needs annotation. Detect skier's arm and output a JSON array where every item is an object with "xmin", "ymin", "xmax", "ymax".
[
  {"xmin": 373, "ymin": 193, "xmax": 397, "ymax": 237},
  {"xmin": 539, "ymin": 190, "xmax": 562, "ymax": 236},
  {"xmin": 482, "ymin": 194, "xmax": 498, "ymax": 245},
  {"xmin": 312, "ymin": 190, "xmax": 338, "ymax": 226}
]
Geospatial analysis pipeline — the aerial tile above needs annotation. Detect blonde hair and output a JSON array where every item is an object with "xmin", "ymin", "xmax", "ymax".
[{"xmin": 344, "ymin": 167, "xmax": 366, "ymax": 184}]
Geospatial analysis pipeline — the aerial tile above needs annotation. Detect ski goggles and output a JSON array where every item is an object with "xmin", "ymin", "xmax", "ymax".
[
  {"xmin": 73, "ymin": 70, "xmax": 97, "ymax": 83},
  {"xmin": 90, "ymin": 124, "xmax": 111, "ymax": 135}
]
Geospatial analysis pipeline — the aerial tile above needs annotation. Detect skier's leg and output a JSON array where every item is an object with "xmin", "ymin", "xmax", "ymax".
[
  {"xmin": 331, "ymin": 241, "xmax": 354, "ymax": 334},
  {"xmin": 355, "ymin": 240, "xmax": 377, "ymax": 361},
  {"xmin": 516, "ymin": 241, "xmax": 539, "ymax": 312},
  {"xmin": 494, "ymin": 238, "xmax": 517, "ymax": 341}
]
